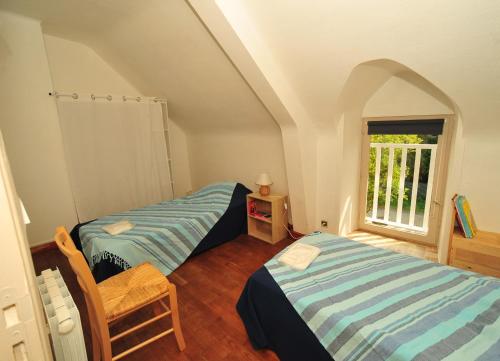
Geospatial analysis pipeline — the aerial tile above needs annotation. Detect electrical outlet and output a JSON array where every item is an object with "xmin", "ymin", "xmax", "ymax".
[{"xmin": 321, "ymin": 220, "xmax": 328, "ymax": 227}]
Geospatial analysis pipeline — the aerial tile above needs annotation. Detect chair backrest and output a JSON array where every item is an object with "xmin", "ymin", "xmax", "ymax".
[{"xmin": 54, "ymin": 227, "xmax": 112, "ymax": 360}]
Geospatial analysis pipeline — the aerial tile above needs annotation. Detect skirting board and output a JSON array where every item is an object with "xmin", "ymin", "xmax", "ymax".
[{"xmin": 31, "ymin": 241, "xmax": 57, "ymax": 254}]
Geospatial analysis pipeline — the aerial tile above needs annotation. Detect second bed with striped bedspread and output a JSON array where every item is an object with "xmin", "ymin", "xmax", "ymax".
[
  {"xmin": 80, "ymin": 182, "xmax": 237, "ymax": 276},
  {"xmin": 266, "ymin": 232, "xmax": 500, "ymax": 361}
]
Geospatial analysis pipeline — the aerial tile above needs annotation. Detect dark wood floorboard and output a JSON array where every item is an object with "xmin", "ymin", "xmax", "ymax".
[{"xmin": 32, "ymin": 235, "xmax": 294, "ymax": 361}]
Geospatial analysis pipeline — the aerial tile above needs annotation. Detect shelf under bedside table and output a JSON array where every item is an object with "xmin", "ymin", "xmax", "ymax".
[{"xmin": 247, "ymin": 193, "xmax": 288, "ymax": 244}]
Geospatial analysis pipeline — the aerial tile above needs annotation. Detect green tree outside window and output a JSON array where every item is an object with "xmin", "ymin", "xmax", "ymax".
[{"xmin": 366, "ymin": 134, "xmax": 437, "ymax": 216}]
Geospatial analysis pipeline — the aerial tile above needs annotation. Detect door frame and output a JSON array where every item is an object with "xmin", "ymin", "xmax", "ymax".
[
  {"xmin": 357, "ymin": 114, "xmax": 455, "ymax": 245},
  {"xmin": 0, "ymin": 133, "xmax": 52, "ymax": 360}
]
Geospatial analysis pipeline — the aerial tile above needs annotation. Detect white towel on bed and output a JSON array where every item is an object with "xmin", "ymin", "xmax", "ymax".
[
  {"xmin": 102, "ymin": 220, "xmax": 134, "ymax": 236},
  {"xmin": 279, "ymin": 243, "xmax": 321, "ymax": 270}
]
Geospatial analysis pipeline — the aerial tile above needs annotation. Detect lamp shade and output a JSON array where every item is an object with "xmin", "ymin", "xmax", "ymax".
[{"xmin": 256, "ymin": 173, "xmax": 273, "ymax": 186}]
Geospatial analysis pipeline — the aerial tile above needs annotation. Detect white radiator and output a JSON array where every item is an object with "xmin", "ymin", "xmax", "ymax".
[{"xmin": 36, "ymin": 268, "xmax": 88, "ymax": 361}]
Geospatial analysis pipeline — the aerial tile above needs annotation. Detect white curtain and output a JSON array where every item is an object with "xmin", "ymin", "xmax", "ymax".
[{"xmin": 57, "ymin": 98, "xmax": 173, "ymax": 222}]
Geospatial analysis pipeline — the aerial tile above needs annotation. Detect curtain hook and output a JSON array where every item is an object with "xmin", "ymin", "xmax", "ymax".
[{"xmin": 106, "ymin": 95, "xmax": 112, "ymax": 101}]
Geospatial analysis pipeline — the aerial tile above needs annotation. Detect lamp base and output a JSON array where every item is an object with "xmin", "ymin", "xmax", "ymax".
[{"xmin": 259, "ymin": 185, "xmax": 271, "ymax": 196}]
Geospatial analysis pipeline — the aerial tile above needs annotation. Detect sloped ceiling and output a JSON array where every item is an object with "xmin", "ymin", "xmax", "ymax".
[
  {"xmin": 0, "ymin": 0, "xmax": 278, "ymax": 133},
  {"xmin": 216, "ymin": 0, "xmax": 500, "ymax": 133}
]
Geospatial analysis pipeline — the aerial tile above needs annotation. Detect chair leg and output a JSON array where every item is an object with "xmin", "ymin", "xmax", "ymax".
[
  {"xmin": 152, "ymin": 301, "xmax": 164, "ymax": 316},
  {"xmin": 101, "ymin": 337, "xmax": 113, "ymax": 361},
  {"xmin": 91, "ymin": 328, "xmax": 101, "ymax": 361},
  {"xmin": 168, "ymin": 284, "xmax": 186, "ymax": 351}
]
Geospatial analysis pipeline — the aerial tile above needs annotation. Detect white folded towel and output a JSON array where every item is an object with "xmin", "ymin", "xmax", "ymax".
[
  {"xmin": 279, "ymin": 243, "xmax": 321, "ymax": 271},
  {"xmin": 102, "ymin": 220, "xmax": 134, "ymax": 236}
]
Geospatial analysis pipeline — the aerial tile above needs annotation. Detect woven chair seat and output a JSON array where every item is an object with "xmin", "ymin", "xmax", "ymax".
[
  {"xmin": 55, "ymin": 227, "xmax": 185, "ymax": 360},
  {"xmin": 97, "ymin": 262, "xmax": 169, "ymax": 321}
]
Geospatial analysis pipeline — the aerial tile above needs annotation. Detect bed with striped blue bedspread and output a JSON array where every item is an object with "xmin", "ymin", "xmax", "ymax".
[
  {"xmin": 265, "ymin": 232, "xmax": 500, "ymax": 361},
  {"xmin": 79, "ymin": 182, "xmax": 239, "ymax": 277}
]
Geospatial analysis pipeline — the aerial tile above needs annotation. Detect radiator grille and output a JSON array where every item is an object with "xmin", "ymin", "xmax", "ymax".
[{"xmin": 36, "ymin": 268, "xmax": 88, "ymax": 361}]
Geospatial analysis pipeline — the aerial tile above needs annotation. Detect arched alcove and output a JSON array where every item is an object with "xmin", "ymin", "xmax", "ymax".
[
  {"xmin": 334, "ymin": 59, "xmax": 463, "ymax": 261},
  {"xmin": 363, "ymin": 71, "xmax": 454, "ymax": 117}
]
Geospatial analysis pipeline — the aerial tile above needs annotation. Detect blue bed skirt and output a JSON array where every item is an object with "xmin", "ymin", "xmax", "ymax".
[{"xmin": 237, "ymin": 266, "xmax": 334, "ymax": 361}]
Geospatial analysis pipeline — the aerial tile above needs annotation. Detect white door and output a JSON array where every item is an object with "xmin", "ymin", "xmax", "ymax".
[{"xmin": 0, "ymin": 132, "xmax": 52, "ymax": 361}]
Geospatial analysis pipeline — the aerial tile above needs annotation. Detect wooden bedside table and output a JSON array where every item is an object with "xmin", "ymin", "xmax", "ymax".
[
  {"xmin": 448, "ymin": 228, "xmax": 500, "ymax": 277},
  {"xmin": 447, "ymin": 199, "xmax": 500, "ymax": 278},
  {"xmin": 247, "ymin": 193, "xmax": 288, "ymax": 244}
]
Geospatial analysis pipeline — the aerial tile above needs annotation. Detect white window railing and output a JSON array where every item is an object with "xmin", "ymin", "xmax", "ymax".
[{"xmin": 366, "ymin": 143, "xmax": 437, "ymax": 233}]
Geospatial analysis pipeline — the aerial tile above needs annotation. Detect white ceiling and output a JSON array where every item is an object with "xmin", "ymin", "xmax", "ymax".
[
  {"xmin": 0, "ymin": 0, "xmax": 279, "ymax": 133},
  {"xmin": 218, "ymin": 0, "xmax": 500, "ymax": 132},
  {"xmin": 4, "ymin": 0, "xmax": 500, "ymax": 134}
]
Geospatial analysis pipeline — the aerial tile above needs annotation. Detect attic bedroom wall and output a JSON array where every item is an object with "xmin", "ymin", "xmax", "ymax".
[
  {"xmin": 333, "ymin": 66, "xmax": 465, "ymax": 265},
  {"xmin": 0, "ymin": 11, "xmax": 78, "ymax": 246},
  {"xmin": 43, "ymin": 34, "xmax": 139, "ymax": 95},
  {"xmin": 0, "ymin": 0, "xmax": 291, "ymax": 240},
  {"xmin": 43, "ymin": 35, "xmax": 193, "ymax": 199},
  {"xmin": 358, "ymin": 73, "xmax": 456, "ymax": 236},
  {"xmin": 0, "ymin": 12, "xmax": 193, "ymax": 245},
  {"xmin": 189, "ymin": 130, "xmax": 288, "ymax": 195},
  {"xmin": 363, "ymin": 75, "xmax": 454, "ymax": 117},
  {"xmin": 361, "ymin": 71, "xmax": 500, "ymax": 263},
  {"xmin": 201, "ymin": 1, "xmax": 500, "ymax": 263}
]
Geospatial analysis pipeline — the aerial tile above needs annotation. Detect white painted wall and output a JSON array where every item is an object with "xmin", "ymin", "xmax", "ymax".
[
  {"xmin": 3, "ymin": 1, "xmax": 498, "ymax": 265},
  {"xmin": 1, "ymin": 0, "xmax": 289, "ymax": 210},
  {"xmin": 332, "ymin": 64, "xmax": 462, "ymax": 245},
  {"xmin": 354, "ymin": 72, "xmax": 471, "ymax": 264},
  {"xmin": 363, "ymin": 74, "xmax": 454, "ymax": 117},
  {"xmin": 332, "ymin": 66, "xmax": 468, "ymax": 264},
  {"xmin": 0, "ymin": 11, "xmax": 78, "ymax": 246},
  {"xmin": 205, "ymin": 1, "xmax": 500, "ymax": 263},
  {"xmin": 0, "ymin": 0, "xmax": 281, "ymax": 134},
  {"xmin": 44, "ymin": 34, "xmax": 193, "ymax": 199},
  {"xmin": 43, "ymin": 34, "xmax": 139, "ymax": 95},
  {"xmin": 0, "ymin": 20, "xmax": 193, "ymax": 245},
  {"xmin": 167, "ymin": 119, "xmax": 193, "ymax": 197},
  {"xmin": 189, "ymin": 130, "xmax": 288, "ymax": 195},
  {"xmin": 461, "ymin": 134, "xmax": 500, "ymax": 230}
]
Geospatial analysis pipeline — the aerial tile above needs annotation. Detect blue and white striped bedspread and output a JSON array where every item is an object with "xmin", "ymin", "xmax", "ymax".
[
  {"xmin": 266, "ymin": 232, "xmax": 500, "ymax": 361},
  {"xmin": 80, "ymin": 182, "xmax": 237, "ymax": 276}
]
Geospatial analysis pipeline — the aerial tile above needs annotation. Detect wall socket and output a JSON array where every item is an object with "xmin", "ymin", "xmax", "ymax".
[{"xmin": 321, "ymin": 220, "xmax": 328, "ymax": 227}]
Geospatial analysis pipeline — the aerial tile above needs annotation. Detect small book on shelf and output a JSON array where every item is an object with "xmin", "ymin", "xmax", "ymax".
[
  {"xmin": 453, "ymin": 195, "xmax": 477, "ymax": 238},
  {"xmin": 248, "ymin": 199, "xmax": 256, "ymax": 215}
]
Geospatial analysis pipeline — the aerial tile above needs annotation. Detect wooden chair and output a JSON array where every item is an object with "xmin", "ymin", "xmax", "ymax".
[{"xmin": 54, "ymin": 226, "xmax": 186, "ymax": 361}]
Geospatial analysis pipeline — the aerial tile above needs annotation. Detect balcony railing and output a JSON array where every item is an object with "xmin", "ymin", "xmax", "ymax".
[{"xmin": 366, "ymin": 143, "xmax": 437, "ymax": 233}]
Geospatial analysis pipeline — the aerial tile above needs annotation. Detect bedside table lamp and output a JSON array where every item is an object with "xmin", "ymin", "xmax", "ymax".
[{"xmin": 256, "ymin": 173, "xmax": 273, "ymax": 196}]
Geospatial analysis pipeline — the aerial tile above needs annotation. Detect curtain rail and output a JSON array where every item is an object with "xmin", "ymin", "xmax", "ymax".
[{"xmin": 48, "ymin": 91, "xmax": 167, "ymax": 103}]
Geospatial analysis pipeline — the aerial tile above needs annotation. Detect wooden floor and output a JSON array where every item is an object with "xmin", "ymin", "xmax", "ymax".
[
  {"xmin": 31, "ymin": 231, "xmax": 437, "ymax": 361},
  {"xmin": 32, "ymin": 235, "xmax": 293, "ymax": 361}
]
